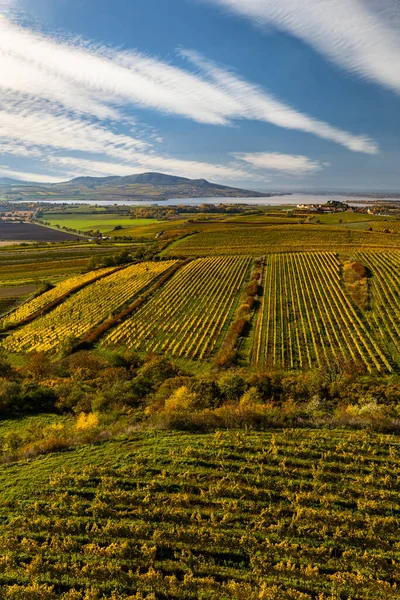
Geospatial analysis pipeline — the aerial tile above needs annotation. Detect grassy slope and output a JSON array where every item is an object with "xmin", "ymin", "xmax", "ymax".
[{"xmin": 0, "ymin": 428, "xmax": 399, "ymax": 598}]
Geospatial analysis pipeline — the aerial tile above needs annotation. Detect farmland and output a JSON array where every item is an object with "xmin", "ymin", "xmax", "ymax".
[
  {"xmin": 251, "ymin": 252, "xmax": 397, "ymax": 372},
  {"xmin": 0, "ymin": 221, "xmax": 85, "ymax": 242},
  {"xmin": 0, "ymin": 429, "xmax": 399, "ymax": 599},
  {"xmin": 1, "ymin": 247, "xmax": 399, "ymax": 373},
  {"xmin": 0, "ymin": 215, "xmax": 399, "ymax": 599},
  {"xmin": 43, "ymin": 213, "xmax": 161, "ymax": 234},
  {"xmin": 1, "ymin": 266, "xmax": 119, "ymax": 327},
  {"xmin": 3, "ymin": 261, "xmax": 176, "ymax": 353},
  {"xmin": 103, "ymin": 256, "xmax": 251, "ymax": 358},
  {"xmin": 165, "ymin": 224, "xmax": 400, "ymax": 256}
]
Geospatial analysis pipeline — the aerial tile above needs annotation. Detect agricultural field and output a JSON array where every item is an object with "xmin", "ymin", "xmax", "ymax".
[
  {"xmin": 43, "ymin": 213, "xmax": 161, "ymax": 234},
  {"xmin": 0, "ymin": 221, "xmax": 85, "ymax": 242},
  {"xmin": 356, "ymin": 251, "xmax": 400, "ymax": 365},
  {"xmin": 0, "ymin": 257, "xmax": 93, "ymax": 285},
  {"xmin": 103, "ymin": 256, "xmax": 251, "ymax": 359},
  {"xmin": 2, "ymin": 261, "xmax": 176, "ymax": 353},
  {"xmin": 1, "ymin": 266, "xmax": 119, "ymax": 327},
  {"xmin": 165, "ymin": 224, "xmax": 400, "ymax": 256},
  {"xmin": 0, "ymin": 429, "xmax": 399, "ymax": 599},
  {"xmin": 0, "ymin": 283, "xmax": 37, "ymax": 316},
  {"xmin": 251, "ymin": 252, "xmax": 395, "ymax": 373}
]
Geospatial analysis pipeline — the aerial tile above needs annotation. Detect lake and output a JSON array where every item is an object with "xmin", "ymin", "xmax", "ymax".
[{"xmin": 12, "ymin": 193, "xmax": 400, "ymax": 208}]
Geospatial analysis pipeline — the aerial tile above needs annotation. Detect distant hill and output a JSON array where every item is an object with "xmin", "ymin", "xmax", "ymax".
[
  {"xmin": 61, "ymin": 172, "xmax": 268, "ymax": 197},
  {"xmin": 0, "ymin": 171, "xmax": 271, "ymax": 202},
  {"xmin": 0, "ymin": 177, "xmax": 42, "ymax": 186},
  {"xmin": 64, "ymin": 172, "xmax": 215, "ymax": 188}
]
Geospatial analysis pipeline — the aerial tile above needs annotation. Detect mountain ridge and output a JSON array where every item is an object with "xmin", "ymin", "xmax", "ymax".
[{"xmin": 0, "ymin": 171, "xmax": 271, "ymax": 200}]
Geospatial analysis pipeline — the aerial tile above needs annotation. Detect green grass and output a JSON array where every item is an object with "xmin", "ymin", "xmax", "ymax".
[
  {"xmin": 0, "ymin": 429, "xmax": 399, "ymax": 598},
  {"xmin": 43, "ymin": 214, "xmax": 161, "ymax": 234}
]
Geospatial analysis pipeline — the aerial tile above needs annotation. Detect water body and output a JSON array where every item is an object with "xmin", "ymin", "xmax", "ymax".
[{"xmin": 12, "ymin": 193, "xmax": 400, "ymax": 207}]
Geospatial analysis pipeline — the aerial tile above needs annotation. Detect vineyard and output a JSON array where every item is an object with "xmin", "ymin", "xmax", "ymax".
[
  {"xmin": 2, "ymin": 261, "xmax": 176, "ymax": 353},
  {"xmin": 0, "ymin": 429, "xmax": 399, "ymax": 599},
  {"xmin": 1, "ymin": 266, "xmax": 118, "ymax": 327},
  {"xmin": 252, "ymin": 252, "xmax": 395, "ymax": 373},
  {"xmin": 103, "ymin": 256, "xmax": 251, "ymax": 359},
  {"xmin": 166, "ymin": 225, "xmax": 400, "ymax": 256},
  {"xmin": 356, "ymin": 251, "xmax": 400, "ymax": 366}
]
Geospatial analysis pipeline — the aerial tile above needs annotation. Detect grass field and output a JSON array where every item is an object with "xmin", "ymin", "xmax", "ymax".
[
  {"xmin": 44, "ymin": 213, "xmax": 161, "ymax": 234},
  {"xmin": 0, "ymin": 428, "xmax": 399, "ymax": 599}
]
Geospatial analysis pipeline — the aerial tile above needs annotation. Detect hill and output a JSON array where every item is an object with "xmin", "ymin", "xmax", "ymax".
[{"xmin": 0, "ymin": 171, "xmax": 271, "ymax": 202}]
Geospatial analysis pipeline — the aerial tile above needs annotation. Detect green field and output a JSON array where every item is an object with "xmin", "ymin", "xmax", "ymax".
[
  {"xmin": 44, "ymin": 213, "xmax": 161, "ymax": 234},
  {"xmin": 0, "ymin": 429, "xmax": 399, "ymax": 599}
]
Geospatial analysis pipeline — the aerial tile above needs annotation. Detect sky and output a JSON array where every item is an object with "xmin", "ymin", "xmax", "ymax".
[{"xmin": 0, "ymin": 0, "xmax": 399, "ymax": 191}]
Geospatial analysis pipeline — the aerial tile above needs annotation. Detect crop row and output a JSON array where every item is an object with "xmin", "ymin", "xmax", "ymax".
[
  {"xmin": 253, "ymin": 252, "xmax": 392, "ymax": 372},
  {"xmin": 0, "ymin": 429, "xmax": 398, "ymax": 599},
  {"xmin": 1, "ymin": 266, "xmax": 118, "ymax": 327},
  {"xmin": 356, "ymin": 250, "xmax": 400, "ymax": 367},
  {"xmin": 166, "ymin": 225, "xmax": 400, "ymax": 256},
  {"xmin": 103, "ymin": 256, "xmax": 251, "ymax": 359},
  {"xmin": 2, "ymin": 261, "xmax": 176, "ymax": 353}
]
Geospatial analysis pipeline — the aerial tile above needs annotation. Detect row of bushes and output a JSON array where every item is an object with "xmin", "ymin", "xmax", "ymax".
[
  {"xmin": 215, "ymin": 261, "xmax": 263, "ymax": 367},
  {"xmin": 1, "ymin": 348, "xmax": 399, "ymax": 418}
]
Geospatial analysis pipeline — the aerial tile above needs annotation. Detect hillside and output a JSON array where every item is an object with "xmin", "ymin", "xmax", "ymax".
[
  {"xmin": 0, "ymin": 428, "xmax": 398, "ymax": 599},
  {"xmin": 0, "ymin": 171, "xmax": 272, "ymax": 202}
]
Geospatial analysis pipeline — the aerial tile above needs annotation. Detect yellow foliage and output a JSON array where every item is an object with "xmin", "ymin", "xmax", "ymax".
[
  {"xmin": 76, "ymin": 412, "xmax": 99, "ymax": 431},
  {"xmin": 164, "ymin": 386, "xmax": 197, "ymax": 413}
]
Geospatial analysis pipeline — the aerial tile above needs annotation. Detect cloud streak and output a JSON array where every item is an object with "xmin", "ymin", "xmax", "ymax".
[
  {"xmin": 0, "ymin": 166, "xmax": 64, "ymax": 183},
  {"xmin": 0, "ymin": 15, "xmax": 377, "ymax": 156},
  {"xmin": 206, "ymin": 0, "xmax": 400, "ymax": 96},
  {"xmin": 233, "ymin": 152, "xmax": 325, "ymax": 174}
]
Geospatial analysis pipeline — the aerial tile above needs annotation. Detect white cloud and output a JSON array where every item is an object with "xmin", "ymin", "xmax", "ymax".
[
  {"xmin": 0, "ymin": 15, "xmax": 378, "ymax": 155},
  {"xmin": 182, "ymin": 50, "xmax": 377, "ymax": 154},
  {"xmin": 0, "ymin": 166, "xmax": 64, "ymax": 183},
  {"xmin": 0, "ymin": 0, "xmax": 13, "ymax": 11},
  {"xmin": 206, "ymin": 0, "xmax": 400, "ymax": 96},
  {"xmin": 233, "ymin": 152, "xmax": 325, "ymax": 174},
  {"xmin": 0, "ymin": 107, "xmax": 148, "ymax": 159}
]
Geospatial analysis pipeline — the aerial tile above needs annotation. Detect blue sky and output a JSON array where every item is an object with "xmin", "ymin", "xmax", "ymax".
[{"xmin": 0, "ymin": 0, "xmax": 399, "ymax": 191}]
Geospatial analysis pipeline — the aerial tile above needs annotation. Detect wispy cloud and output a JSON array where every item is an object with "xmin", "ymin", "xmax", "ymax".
[
  {"xmin": 233, "ymin": 152, "xmax": 325, "ymax": 175},
  {"xmin": 206, "ymin": 0, "xmax": 400, "ymax": 96},
  {"xmin": 0, "ymin": 0, "xmax": 13, "ymax": 12},
  {"xmin": 0, "ymin": 14, "xmax": 377, "ymax": 159},
  {"xmin": 0, "ymin": 166, "xmax": 64, "ymax": 183},
  {"xmin": 182, "ymin": 50, "xmax": 377, "ymax": 154}
]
